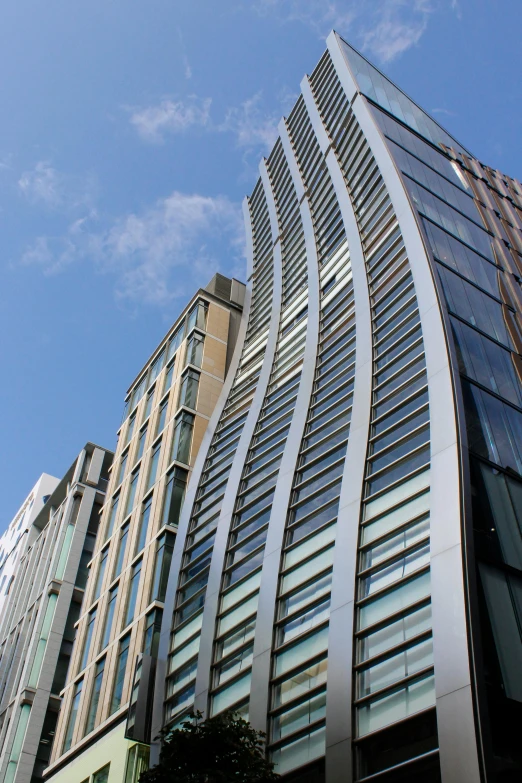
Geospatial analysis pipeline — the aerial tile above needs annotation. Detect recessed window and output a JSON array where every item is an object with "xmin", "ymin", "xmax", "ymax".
[{"xmin": 110, "ymin": 634, "xmax": 131, "ymax": 714}]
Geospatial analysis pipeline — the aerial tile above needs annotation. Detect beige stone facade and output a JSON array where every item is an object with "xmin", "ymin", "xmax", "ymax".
[{"xmin": 46, "ymin": 278, "xmax": 244, "ymax": 783}]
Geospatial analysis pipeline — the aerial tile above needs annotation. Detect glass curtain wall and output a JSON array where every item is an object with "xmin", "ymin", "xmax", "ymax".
[
  {"xmin": 264, "ymin": 93, "xmax": 355, "ymax": 775},
  {"xmin": 368, "ymin": 87, "xmax": 522, "ymax": 779},
  {"xmin": 163, "ymin": 180, "xmax": 275, "ymax": 725},
  {"xmin": 309, "ymin": 51, "xmax": 436, "ymax": 781},
  {"xmin": 208, "ymin": 137, "xmax": 309, "ymax": 721}
]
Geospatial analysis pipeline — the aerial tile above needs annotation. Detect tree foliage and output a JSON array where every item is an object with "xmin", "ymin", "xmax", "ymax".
[{"xmin": 140, "ymin": 711, "xmax": 279, "ymax": 783}]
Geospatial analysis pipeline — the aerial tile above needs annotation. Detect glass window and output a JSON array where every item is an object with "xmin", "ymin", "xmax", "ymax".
[
  {"xmin": 273, "ymin": 657, "xmax": 327, "ymax": 708},
  {"xmin": 101, "ymin": 586, "xmax": 118, "ymax": 650},
  {"xmin": 215, "ymin": 644, "xmax": 253, "ymax": 687},
  {"xmin": 364, "ymin": 469, "xmax": 430, "ymax": 523},
  {"xmin": 164, "ymin": 361, "xmax": 175, "ymax": 392},
  {"xmin": 187, "ymin": 300, "xmax": 208, "ymax": 332},
  {"xmin": 228, "ymin": 527, "xmax": 268, "ymax": 566},
  {"xmin": 361, "ymin": 516, "xmax": 429, "ymax": 570},
  {"xmin": 169, "ymin": 635, "xmax": 201, "ymax": 674},
  {"xmin": 358, "ymin": 637, "xmax": 433, "ymax": 697},
  {"xmin": 179, "ymin": 370, "xmax": 200, "ymax": 410},
  {"xmin": 117, "ymin": 453, "xmax": 128, "ymax": 486},
  {"xmin": 211, "ymin": 671, "xmax": 251, "ymax": 716},
  {"xmin": 226, "ymin": 548, "xmax": 265, "ymax": 587},
  {"xmin": 110, "ymin": 634, "xmax": 131, "ymax": 714},
  {"xmin": 372, "ymin": 406, "xmax": 429, "ymax": 454},
  {"xmin": 216, "ymin": 621, "xmax": 256, "ymax": 661},
  {"xmin": 124, "ymin": 561, "xmax": 142, "ymax": 629},
  {"xmin": 168, "ymin": 324, "xmax": 185, "ymax": 360},
  {"xmin": 147, "ymin": 441, "xmax": 162, "ymax": 491},
  {"xmin": 85, "ymin": 658, "xmax": 105, "ymax": 734},
  {"xmin": 451, "ymin": 317, "xmax": 522, "ymax": 407},
  {"xmin": 472, "ymin": 460, "xmax": 522, "ymax": 570},
  {"xmin": 372, "ymin": 391, "xmax": 429, "ymax": 441},
  {"xmin": 287, "ymin": 499, "xmax": 339, "ymax": 547},
  {"xmin": 28, "ymin": 593, "xmax": 58, "ymax": 688},
  {"xmin": 94, "ymin": 547, "xmax": 109, "ymax": 601},
  {"xmin": 168, "ymin": 658, "xmax": 198, "ymax": 698},
  {"xmin": 114, "ymin": 523, "xmax": 129, "ymax": 578},
  {"xmin": 291, "ymin": 481, "xmax": 342, "ymax": 526},
  {"xmin": 162, "ymin": 468, "xmax": 188, "ymax": 528},
  {"xmin": 165, "ymin": 682, "xmax": 196, "ymax": 722},
  {"xmin": 136, "ymin": 497, "xmax": 152, "ymax": 554},
  {"xmin": 156, "ymin": 400, "xmax": 169, "ymax": 436},
  {"xmin": 369, "ymin": 426, "xmax": 429, "ymax": 475},
  {"xmin": 218, "ymin": 593, "xmax": 259, "ymax": 636},
  {"xmin": 144, "ymin": 388, "xmax": 155, "ymax": 422},
  {"xmin": 106, "ymin": 495, "xmax": 120, "ymax": 539},
  {"xmin": 285, "ymin": 525, "xmax": 336, "ymax": 571},
  {"xmin": 437, "ymin": 264, "xmax": 511, "ymax": 347},
  {"xmin": 143, "ymin": 609, "xmax": 163, "ymax": 657},
  {"xmin": 367, "ymin": 445, "xmax": 430, "ymax": 497},
  {"xmin": 358, "ymin": 671, "xmax": 435, "ymax": 738},
  {"xmin": 221, "ymin": 570, "xmax": 262, "ymax": 612},
  {"xmin": 359, "ymin": 571, "xmax": 431, "ymax": 630},
  {"xmin": 149, "ymin": 350, "xmax": 166, "ymax": 386},
  {"xmin": 279, "ymin": 599, "xmax": 331, "ymax": 646},
  {"xmin": 479, "ymin": 563, "xmax": 522, "ymax": 701},
  {"xmin": 272, "ymin": 690, "xmax": 326, "ymax": 742},
  {"xmin": 409, "ymin": 181, "xmax": 494, "ymax": 261},
  {"xmin": 136, "ymin": 426, "xmax": 147, "ymax": 463},
  {"xmin": 271, "ymin": 724, "xmax": 325, "ymax": 775},
  {"xmin": 275, "ymin": 626, "xmax": 329, "ymax": 677},
  {"xmin": 125, "ymin": 470, "xmax": 140, "ymax": 517},
  {"xmin": 130, "ymin": 375, "xmax": 147, "ymax": 412},
  {"xmin": 359, "ymin": 604, "xmax": 432, "ymax": 662},
  {"xmin": 463, "ymin": 381, "xmax": 522, "ymax": 474},
  {"xmin": 80, "ymin": 609, "xmax": 97, "ymax": 671},
  {"xmin": 185, "ymin": 332, "xmax": 205, "ymax": 368},
  {"xmin": 125, "ymin": 745, "xmax": 149, "ymax": 783},
  {"xmin": 172, "ymin": 412, "xmax": 195, "ymax": 465},
  {"xmin": 151, "ymin": 533, "xmax": 175, "ymax": 603},
  {"xmin": 280, "ymin": 572, "xmax": 332, "ymax": 619},
  {"xmin": 125, "ymin": 415, "xmax": 136, "ymax": 447},
  {"xmin": 282, "ymin": 547, "xmax": 334, "ymax": 594},
  {"xmin": 92, "ymin": 764, "xmax": 110, "ymax": 783},
  {"xmin": 62, "ymin": 680, "xmax": 83, "ymax": 752},
  {"xmin": 422, "ymin": 218, "xmax": 500, "ymax": 297}
]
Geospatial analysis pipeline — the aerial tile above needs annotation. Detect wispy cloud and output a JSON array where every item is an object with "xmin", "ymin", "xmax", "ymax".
[
  {"xmin": 21, "ymin": 192, "xmax": 244, "ymax": 306},
  {"xmin": 219, "ymin": 92, "xmax": 280, "ymax": 153},
  {"xmin": 252, "ymin": 0, "xmax": 357, "ymax": 37},
  {"xmin": 18, "ymin": 161, "xmax": 63, "ymax": 207},
  {"xmin": 431, "ymin": 107, "xmax": 456, "ymax": 117},
  {"xmin": 177, "ymin": 28, "xmax": 193, "ymax": 79},
  {"xmin": 359, "ymin": 0, "xmax": 433, "ymax": 63},
  {"xmin": 129, "ymin": 90, "xmax": 283, "ymax": 157},
  {"xmin": 251, "ymin": 0, "xmax": 455, "ymax": 63},
  {"xmin": 18, "ymin": 160, "xmax": 97, "ymax": 211},
  {"xmin": 128, "ymin": 96, "xmax": 212, "ymax": 143}
]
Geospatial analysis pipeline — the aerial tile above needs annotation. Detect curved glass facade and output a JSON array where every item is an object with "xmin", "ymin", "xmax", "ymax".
[{"xmin": 154, "ymin": 32, "xmax": 522, "ymax": 783}]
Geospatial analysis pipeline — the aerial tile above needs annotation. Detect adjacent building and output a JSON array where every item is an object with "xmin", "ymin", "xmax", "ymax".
[
  {"xmin": 149, "ymin": 32, "xmax": 522, "ymax": 783},
  {"xmin": 0, "ymin": 445, "xmax": 112, "ymax": 783},
  {"xmin": 0, "ymin": 475, "xmax": 60, "ymax": 619},
  {"xmin": 45, "ymin": 275, "xmax": 245, "ymax": 783}
]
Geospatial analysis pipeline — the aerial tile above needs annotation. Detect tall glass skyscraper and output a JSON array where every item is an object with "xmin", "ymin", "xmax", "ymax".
[{"xmin": 151, "ymin": 32, "xmax": 522, "ymax": 783}]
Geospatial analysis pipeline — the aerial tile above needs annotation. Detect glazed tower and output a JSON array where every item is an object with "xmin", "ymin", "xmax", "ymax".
[{"xmin": 150, "ymin": 33, "xmax": 522, "ymax": 783}]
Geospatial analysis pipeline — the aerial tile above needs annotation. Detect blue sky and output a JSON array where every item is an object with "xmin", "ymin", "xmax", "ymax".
[{"xmin": 2, "ymin": 0, "xmax": 521, "ymax": 532}]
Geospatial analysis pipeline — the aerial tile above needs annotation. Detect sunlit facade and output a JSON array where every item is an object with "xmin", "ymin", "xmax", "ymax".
[
  {"xmin": 45, "ymin": 275, "xmax": 245, "ymax": 783},
  {"xmin": 151, "ymin": 33, "xmax": 522, "ymax": 783},
  {"xmin": 0, "ymin": 447, "xmax": 112, "ymax": 783}
]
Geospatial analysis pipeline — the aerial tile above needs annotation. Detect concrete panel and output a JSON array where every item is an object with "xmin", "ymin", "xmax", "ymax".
[{"xmin": 86, "ymin": 448, "xmax": 105, "ymax": 486}]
